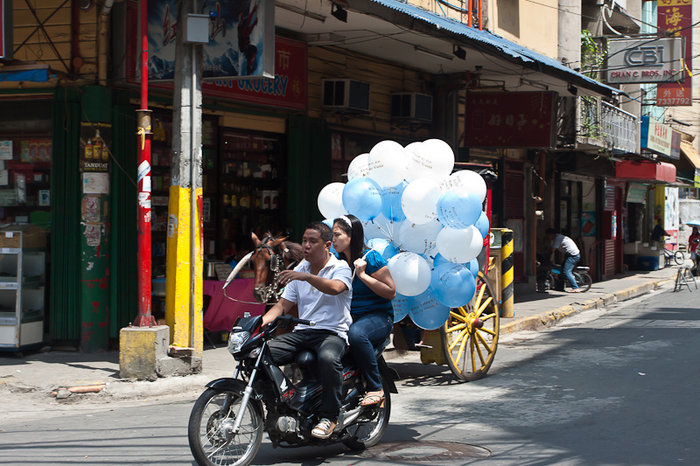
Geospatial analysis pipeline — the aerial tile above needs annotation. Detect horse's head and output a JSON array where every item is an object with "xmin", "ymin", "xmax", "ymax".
[{"xmin": 250, "ymin": 232, "xmax": 302, "ymax": 303}]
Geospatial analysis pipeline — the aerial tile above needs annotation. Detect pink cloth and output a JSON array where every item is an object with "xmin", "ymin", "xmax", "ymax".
[{"xmin": 203, "ymin": 279, "xmax": 265, "ymax": 332}]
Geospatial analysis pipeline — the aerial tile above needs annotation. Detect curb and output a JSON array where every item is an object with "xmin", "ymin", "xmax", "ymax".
[{"xmin": 500, "ymin": 278, "xmax": 674, "ymax": 335}]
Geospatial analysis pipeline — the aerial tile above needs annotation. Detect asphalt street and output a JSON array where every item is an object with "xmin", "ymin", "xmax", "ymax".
[{"xmin": 1, "ymin": 283, "xmax": 698, "ymax": 465}]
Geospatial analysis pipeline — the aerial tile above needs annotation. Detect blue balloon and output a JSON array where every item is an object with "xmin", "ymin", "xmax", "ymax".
[
  {"xmin": 342, "ymin": 177, "xmax": 382, "ymax": 221},
  {"xmin": 466, "ymin": 258, "xmax": 480, "ymax": 276},
  {"xmin": 430, "ymin": 262, "xmax": 476, "ymax": 308},
  {"xmin": 433, "ymin": 253, "xmax": 450, "ymax": 267},
  {"xmin": 322, "ymin": 218, "xmax": 334, "ymax": 228},
  {"xmin": 475, "ymin": 211, "xmax": 490, "ymax": 239},
  {"xmin": 437, "ymin": 189, "xmax": 482, "ymax": 229},
  {"xmin": 391, "ymin": 294, "xmax": 412, "ymax": 323},
  {"xmin": 380, "ymin": 182, "xmax": 407, "ymax": 222},
  {"xmin": 408, "ymin": 288, "xmax": 451, "ymax": 330},
  {"xmin": 367, "ymin": 238, "xmax": 400, "ymax": 261}
]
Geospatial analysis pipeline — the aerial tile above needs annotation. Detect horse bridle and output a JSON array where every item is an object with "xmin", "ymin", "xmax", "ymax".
[{"xmin": 223, "ymin": 235, "xmax": 298, "ymax": 306}]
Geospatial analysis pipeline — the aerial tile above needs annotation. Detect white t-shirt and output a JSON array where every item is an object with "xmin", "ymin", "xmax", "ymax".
[
  {"xmin": 281, "ymin": 254, "xmax": 353, "ymax": 341},
  {"xmin": 553, "ymin": 234, "xmax": 580, "ymax": 256}
]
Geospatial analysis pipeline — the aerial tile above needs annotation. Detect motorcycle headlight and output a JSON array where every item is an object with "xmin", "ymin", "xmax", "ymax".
[{"xmin": 228, "ymin": 330, "xmax": 250, "ymax": 354}]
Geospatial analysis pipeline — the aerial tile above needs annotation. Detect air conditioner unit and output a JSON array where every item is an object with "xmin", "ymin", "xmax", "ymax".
[
  {"xmin": 322, "ymin": 79, "xmax": 370, "ymax": 113},
  {"xmin": 391, "ymin": 93, "xmax": 433, "ymax": 123}
]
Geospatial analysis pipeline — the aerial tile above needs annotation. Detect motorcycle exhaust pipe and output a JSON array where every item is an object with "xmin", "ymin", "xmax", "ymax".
[{"xmin": 337, "ymin": 407, "xmax": 362, "ymax": 431}]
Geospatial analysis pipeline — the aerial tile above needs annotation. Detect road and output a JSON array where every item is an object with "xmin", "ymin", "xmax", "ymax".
[{"xmin": 1, "ymin": 284, "xmax": 698, "ymax": 465}]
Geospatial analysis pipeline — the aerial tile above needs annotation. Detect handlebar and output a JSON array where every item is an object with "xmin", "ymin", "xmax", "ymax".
[{"xmin": 263, "ymin": 314, "xmax": 315, "ymax": 337}]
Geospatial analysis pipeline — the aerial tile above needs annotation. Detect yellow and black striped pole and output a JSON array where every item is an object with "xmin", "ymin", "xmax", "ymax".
[{"xmin": 501, "ymin": 229, "xmax": 514, "ymax": 317}]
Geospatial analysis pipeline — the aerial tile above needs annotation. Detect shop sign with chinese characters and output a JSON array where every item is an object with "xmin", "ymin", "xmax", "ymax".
[
  {"xmin": 464, "ymin": 92, "xmax": 556, "ymax": 148},
  {"xmin": 640, "ymin": 116, "xmax": 673, "ymax": 157},
  {"xmin": 657, "ymin": 0, "xmax": 692, "ymax": 106}
]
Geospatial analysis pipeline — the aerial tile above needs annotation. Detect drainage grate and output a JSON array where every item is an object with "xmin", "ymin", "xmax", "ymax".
[{"xmin": 364, "ymin": 441, "xmax": 492, "ymax": 463}]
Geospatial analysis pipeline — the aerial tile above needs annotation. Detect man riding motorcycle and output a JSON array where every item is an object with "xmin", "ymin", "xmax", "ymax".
[{"xmin": 262, "ymin": 221, "xmax": 352, "ymax": 439}]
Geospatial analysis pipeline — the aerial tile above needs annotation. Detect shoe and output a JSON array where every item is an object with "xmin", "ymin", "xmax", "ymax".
[
  {"xmin": 568, "ymin": 288, "xmax": 583, "ymax": 293},
  {"xmin": 360, "ymin": 391, "xmax": 385, "ymax": 407},
  {"xmin": 311, "ymin": 418, "xmax": 337, "ymax": 439}
]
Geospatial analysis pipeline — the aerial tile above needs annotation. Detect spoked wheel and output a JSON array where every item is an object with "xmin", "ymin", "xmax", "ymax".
[
  {"xmin": 576, "ymin": 272, "xmax": 592, "ymax": 292},
  {"xmin": 343, "ymin": 381, "xmax": 392, "ymax": 451},
  {"xmin": 674, "ymin": 251, "xmax": 685, "ymax": 265},
  {"xmin": 441, "ymin": 271, "xmax": 499, "ymax": 381},
  {"xmin": 188, "ymin": 388, "xmax": 263, "ymax": 466}
]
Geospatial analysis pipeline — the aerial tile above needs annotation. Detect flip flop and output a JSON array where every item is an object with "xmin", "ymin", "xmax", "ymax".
[{"xmin": 360, "ymin": 393, "xmax": 385, "ymax": 407}]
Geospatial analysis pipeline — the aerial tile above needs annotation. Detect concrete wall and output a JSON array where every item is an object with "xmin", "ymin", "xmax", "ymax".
[{"xmin": 486, "ymin": 0, "xmax": 559, "ymax": 58}]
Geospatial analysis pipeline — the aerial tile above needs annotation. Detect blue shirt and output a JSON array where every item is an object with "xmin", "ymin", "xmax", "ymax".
[{"xmin": 351, "ymin": 249, "xmax": 393, "ymax": 318}]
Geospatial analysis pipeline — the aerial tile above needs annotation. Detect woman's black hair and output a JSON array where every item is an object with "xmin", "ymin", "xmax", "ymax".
[{"xmin": 333, "ymin": 214, "xmax": 365, "ymax": 270}]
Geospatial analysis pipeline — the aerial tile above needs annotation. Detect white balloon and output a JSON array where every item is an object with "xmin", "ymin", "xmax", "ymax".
[
  {"xmin": 403, "ymin": 142, "xmax": 424, "ymax": 182},
  {"xmin": 317, "ymin": 182, "xmax": 346, "ymax": 219},
  {"xmin": 436, "ymin": 226, "xmax": 483, "ymax": 263},
  {"xmin": 363, "ymin": 214, "xmax": 401, "ymax": 243},
  {"xmin": 439, "ymin": 170, "xmax": 487, "ymax": 202},
  {"xmin": 387, "ymin": 252, "xmax": 432, "ymax": 296},
  {"xmin": 368, "ymin": 140, "xmax": 409, "ymax": 188},
  {"xmin": 408, "ymin": 139, "xmax": 455, "ymax": 182},
  {"xmin": 347, "ymin": 153, "xmax": 370, "ymax": 180},
  {"xmin": 401, "ymin": 178, "xmax": 441, "ymax": 225},
  {"xmin": 397, "ymin": 219, "xmax": 442, "ymax": 257}
]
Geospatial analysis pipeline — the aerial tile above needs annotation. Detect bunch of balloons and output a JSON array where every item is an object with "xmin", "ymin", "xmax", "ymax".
[{"xmin": 317, "ymin": 139, "xmax": 490, "ymax": 330}]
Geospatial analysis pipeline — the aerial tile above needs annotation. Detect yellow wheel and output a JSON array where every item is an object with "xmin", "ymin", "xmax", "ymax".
[{"xmin": 441, "ymin": 271, "xmax": 499, "ymax": 381}]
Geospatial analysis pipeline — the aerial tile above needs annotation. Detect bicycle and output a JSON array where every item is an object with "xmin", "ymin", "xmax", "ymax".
[{"xmin": 663, "ymin": 246, "xmax": 685, "ymax": 267}]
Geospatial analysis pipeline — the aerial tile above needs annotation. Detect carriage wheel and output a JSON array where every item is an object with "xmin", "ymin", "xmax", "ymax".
[{"xmin": 441, "ymin": 271, "xmax": 500, "ymax": 381}]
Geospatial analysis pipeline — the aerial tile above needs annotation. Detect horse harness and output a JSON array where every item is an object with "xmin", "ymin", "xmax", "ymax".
[{"xmin": 224, "ymin": 235, "xmax": 299, "ymax": 306}]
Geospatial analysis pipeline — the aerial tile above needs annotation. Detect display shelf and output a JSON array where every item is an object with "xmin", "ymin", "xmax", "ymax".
[{"xmin": 0, "ymin": 232, "xmax": 45, "ymax": 350}]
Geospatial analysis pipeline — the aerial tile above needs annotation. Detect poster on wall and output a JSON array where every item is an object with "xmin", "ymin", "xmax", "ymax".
[
  {"xmin": 581, "ymin": 212, "xmax": 596, "ymax": 236},
  {"xmin": 80, "ymin": 122, "xmax": 112, "ymax": 172},
  {"xmin": 664, "ymin": 186, "xmax": 679, "ymax": 231},
  {"xmin": 147, "ymin": 0, "xmax": 274, "ymax": 80}
]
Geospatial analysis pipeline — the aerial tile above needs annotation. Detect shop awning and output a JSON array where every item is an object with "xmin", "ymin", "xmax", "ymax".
[
  {"xmin": 359, "ymin": 0, "xmax": 624, "ymax": 99},
  {"xmin": 680, "ymin": 141, "xmax": 700, "ymax": 170},
  {"xmin": 615, "ymin": 160, "xmax": 676, "ymax": 183},
  {"xmin": 0, "ymin": 67, "xmax": 50, "ymax": 82}
]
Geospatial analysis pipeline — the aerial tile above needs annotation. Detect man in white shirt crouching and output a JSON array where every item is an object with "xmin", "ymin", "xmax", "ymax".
[{"xmin": 262, "ymin": 222, "xmax": 352, "ymax": 439}]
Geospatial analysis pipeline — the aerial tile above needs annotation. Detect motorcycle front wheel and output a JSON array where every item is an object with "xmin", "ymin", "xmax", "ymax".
[
  {"xmin": 188, "ymin": 388, "xmax": 263, "ymax": 466},
  {"xmin": 342, "ymin": 382, "xmax": 391, "ymax": 451}
]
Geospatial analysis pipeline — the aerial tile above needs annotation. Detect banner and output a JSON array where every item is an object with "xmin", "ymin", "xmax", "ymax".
[
  {"xmin": 657, "ymin": 0, "xmax": 692, "ymax": 106},
  {"xmin": 147, "ymin": 0, "xmax": 275, "ymax": 80}
]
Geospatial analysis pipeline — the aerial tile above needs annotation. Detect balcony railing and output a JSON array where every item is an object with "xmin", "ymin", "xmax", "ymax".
[{"xmin": 557, "ymin": 96, "xmax": 638, "ymax": 154}]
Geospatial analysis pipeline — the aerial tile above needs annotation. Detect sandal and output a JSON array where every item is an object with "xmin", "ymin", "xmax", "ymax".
[
  {"xmin": 360, "ymin": 391, "xmax": 385, "ymax": 407},
  {"xmin": 311, "ymin": 418, "xmax": 337, "ymax": 439}
]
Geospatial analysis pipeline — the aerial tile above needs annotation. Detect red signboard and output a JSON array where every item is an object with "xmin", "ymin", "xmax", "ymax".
[
  {"xmin": 464, "ymin": 92, "xmax": 556, "ymax": 148},
  {"xmin": 657, "ymin": 0, "xmax": 692, "ymax": 106},
  {"xmin": 202, "ymin": 37, "xmax": 307, "ymax": 111}
]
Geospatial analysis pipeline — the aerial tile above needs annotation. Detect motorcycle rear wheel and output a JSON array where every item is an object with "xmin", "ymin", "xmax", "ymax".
[
  {"xmin": 342, "ymin": 382, "xmax": 391, "ymax": 451},
  {"xmin": 188, "ymin": 388, "xmax": 263, "ymax": 466},
  {"xmin": 576, "ymin": 272, "xmax": 592, "ymax": 292}
]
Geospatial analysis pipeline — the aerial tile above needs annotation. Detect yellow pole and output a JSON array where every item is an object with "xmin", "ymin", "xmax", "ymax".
[
  {"xmin": 164, "ymin": 185, "xmax": 203, "ymax": 353},
  {"xmin": 501, "ymin": 229, "xmax": 514, "ymax": 317}
]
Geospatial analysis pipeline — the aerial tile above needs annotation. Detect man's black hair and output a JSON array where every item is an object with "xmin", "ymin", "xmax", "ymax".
[{"xmin": 305, "ymin": 221, "xmax": 332, "ymax": 243}]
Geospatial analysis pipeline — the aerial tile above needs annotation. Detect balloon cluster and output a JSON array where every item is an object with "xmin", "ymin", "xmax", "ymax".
[{"xmin": 318, "ymin": 139, "xmax": 490, "ymax": 330}]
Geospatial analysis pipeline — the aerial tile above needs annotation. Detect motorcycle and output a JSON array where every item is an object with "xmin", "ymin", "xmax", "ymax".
[
  {"xmin": 537, "ymin": 260, "xmax": 592, "ymax": 293},
  {"xmin": 188, "ymin": 314, "xmax": 398, "ymax": 466}
]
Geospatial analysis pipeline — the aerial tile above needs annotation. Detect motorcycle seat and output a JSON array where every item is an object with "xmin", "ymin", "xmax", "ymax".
[{"xmin": 576, "ymin": 266, "xmax": 590, "ymax": 272}]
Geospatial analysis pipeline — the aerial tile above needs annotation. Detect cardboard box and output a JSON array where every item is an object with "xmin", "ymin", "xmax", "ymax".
[{"xmin": 0, "ymin": 225, "xmax": 47, "ymax": 249}]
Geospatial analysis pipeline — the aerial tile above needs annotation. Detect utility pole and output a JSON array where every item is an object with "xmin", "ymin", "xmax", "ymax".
[
  {"xmin": 133, "ymin": 0, "xmax": 156, "ymax": 328},
  {"xmin": 165, "ymin": 0, "xmax": 206, "ymax": 363}
]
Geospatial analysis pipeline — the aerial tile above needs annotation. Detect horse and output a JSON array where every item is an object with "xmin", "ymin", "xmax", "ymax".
[{"xmin": 248, "ymin": 232, "xmax": 303, "ymax": 304}]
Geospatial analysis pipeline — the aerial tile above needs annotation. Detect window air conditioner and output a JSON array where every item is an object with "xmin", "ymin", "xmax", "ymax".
[
  {"xmin": 391, "ymin": 93, "xmax": 433, "ymax": 123},
  {"xmin": 322, "ymin": 79, "xmax": 370, "ymax": 113}
]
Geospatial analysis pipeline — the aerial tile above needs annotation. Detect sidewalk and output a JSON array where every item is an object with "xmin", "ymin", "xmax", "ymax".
[{"xmin": 0, "ymin": 267, "xmax": 679, "ymax": 404}]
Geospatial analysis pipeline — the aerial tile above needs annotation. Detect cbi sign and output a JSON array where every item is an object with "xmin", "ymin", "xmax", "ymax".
[{"xmin": 607, "ymin": 38, "xmax": 683, "ymax": 84}]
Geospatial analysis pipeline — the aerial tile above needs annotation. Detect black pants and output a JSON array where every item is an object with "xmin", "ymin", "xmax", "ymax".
[{"xmin": 268, "ymin": 329, "xmax": 347, "ymax": 421}]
